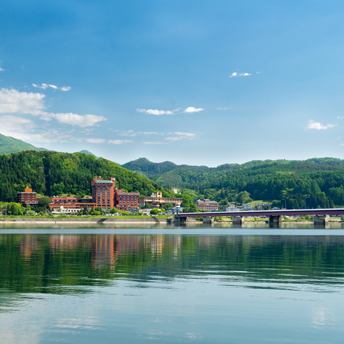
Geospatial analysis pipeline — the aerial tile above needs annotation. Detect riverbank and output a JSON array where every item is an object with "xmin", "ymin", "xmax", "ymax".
[{"xmin": 0, "ymin": 217, "xmax": 170, "ymax": 224}]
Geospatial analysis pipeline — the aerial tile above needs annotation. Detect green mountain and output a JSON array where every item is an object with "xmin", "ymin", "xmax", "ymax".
[
  {"xmin": 122, "ymin": 158, "xmax": 179, "ymax": 178},
  {"xmin": 0, "ymin": 151, "xmax": 176, "ymax": 202},
  {"xmin": 0, "ymin": 133, "xmax": 45, "ymax": 154},
  {"xmin": 78, "ymin": 150, "xmax": 95, "ymax": 156},
  {"xmin": 122, "ymin": 157, "xmax": 216, "ymax": 179},
  {"xmin": 123, "ymin": 157, "xmax": 344, "ymax": 208}
]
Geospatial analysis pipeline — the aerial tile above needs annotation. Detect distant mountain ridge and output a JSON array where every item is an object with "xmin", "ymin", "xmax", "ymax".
[
  {"xmin": 78, "ymin": 150, "xmax": 95, "ymax": 156},
  {"xmin": 122, "ymin": 157, "xmax": 221, "ymax": 179},
  {"xmin": 122, "ymin": 157, "xmax": 344, "ymax": 182},
  {"xmin": 0, "ymin": 133, "xmax": 45, "ymax": 155},
  {"xmin": 122, "ymin": 157, "xmax": 344, "ymax": 208}
]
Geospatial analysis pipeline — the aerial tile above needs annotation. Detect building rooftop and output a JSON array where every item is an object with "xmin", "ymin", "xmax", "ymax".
[
  {"xmin": 95, "ymin": 180, "xmax": 114, "ymax": 184},
  {"xmin": 116, "ymin": 190, "xmax": 140, "ymax": 195}
]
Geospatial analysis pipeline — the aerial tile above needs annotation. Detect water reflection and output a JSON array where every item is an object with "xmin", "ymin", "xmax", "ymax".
[
  {"xmin": 1, "ymin": 232, "xmax": 344, "ymax": 343},
  {"xmin": 1, "ymin": 233, "xmax": 344, "ymax": 295}
]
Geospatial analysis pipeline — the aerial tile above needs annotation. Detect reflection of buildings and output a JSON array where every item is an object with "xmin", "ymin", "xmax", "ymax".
[
  {"xmin": 92, "ymin": 235, "xmax": 116, "ymax": 269},
  {"xmin": 49, "ymin": 235, "xmax": 88, "ymax": 250},
  {"xmin": 150, "ymin": 235, "xmax": 164, "ymax": 256},
  {"xmin": 198, "ymin": 236, "xmax": 220, "ymax": 247},
  {"xmin": 20, "ymin": 235, "xmax": 39, "ymax": 259},
  {"xmin": 173, "ymin": 235, "xmax": 182, "ymax": 257},
  {"xmin": 115, "ymin": 235, "xmax": 139, "ymax": 255}
]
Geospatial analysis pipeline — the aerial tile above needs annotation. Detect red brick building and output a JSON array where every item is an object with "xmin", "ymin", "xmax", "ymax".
[
  {"xmin": 47, "ymin": 177, "xmax": 140, "ymax": 212},
  {"xmin": 50, "ymin": 197, "xmax": 78, "ymax": 205},
  {"xmin": 91, "ymin": 177, "xmax": 116, "ymax": 210},
  {"xmin": 17, "ymin": 187, "xmax": 39, "ymax": 206},
  {"xmin": 114, "ymin": 190, "xmax": 140, "ymax": 210}
]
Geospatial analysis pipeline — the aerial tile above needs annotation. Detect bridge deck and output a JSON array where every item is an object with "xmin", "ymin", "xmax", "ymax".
[{"xmin": 178, "ymin": 208, "xmax": 344, "ymax": 218}]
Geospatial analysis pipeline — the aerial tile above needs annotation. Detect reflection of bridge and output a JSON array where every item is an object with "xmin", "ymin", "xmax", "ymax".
[{"xmin": 176, "ymin": 208, "xmax": 344, "ymax": 227}]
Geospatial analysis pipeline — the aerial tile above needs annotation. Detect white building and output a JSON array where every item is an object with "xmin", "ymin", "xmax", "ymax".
[
  {"xmin": 243, "ymin": 204, "xmax": 253, "ymax": 211},
  {"xmin": 51, "ymin": 206, "xmax": 81, "ymax": 215}
]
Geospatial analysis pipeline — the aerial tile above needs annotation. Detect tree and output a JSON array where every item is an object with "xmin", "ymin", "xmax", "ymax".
[
  {"xmin": 150, "ymin": 208, "xmax": 159, "ymax": 215},
  {"xmin": 165, "ymin": 203, "xmax": 173, "ymax": 210},
  {"xmin": 38, "ymin": 196, "xmax": 51, "ymax": 208}
]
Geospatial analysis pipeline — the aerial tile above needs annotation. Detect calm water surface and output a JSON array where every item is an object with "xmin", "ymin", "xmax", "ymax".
[{"xmin": 1, "ymin": 224, "xmax": 344, "ymax": 343}]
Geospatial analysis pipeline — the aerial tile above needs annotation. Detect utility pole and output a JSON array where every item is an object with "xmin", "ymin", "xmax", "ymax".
[{"xmin": 282, "ymin": 199, "xmax": 287, "ymax": 209}]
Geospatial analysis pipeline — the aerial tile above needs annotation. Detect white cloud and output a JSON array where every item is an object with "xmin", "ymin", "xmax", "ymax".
[
  {"xmin": 0, "ymin": 88, "xmax": 46, "ymax": 115},
  {"xmin": 0, "ymin": 115, "xmax": 36, "ymax": 133},
  {"xmin": 183, "ymin": 107, "xmax": 204, "ymax": 113},
  {"xmin": 143, "ymin": 132, "xmax": 160, "ymax": 135},
  {"xmin": 137, "ymin": 108, "xmax": 174, "ymax": 115},
  {"xmin": 137, "ymin": 107, "xmax": 203, "ymax": 115},
  {"xmin": 166, "ymin": 132, "xmax": 197, "ymax": 141},
  {"xmin": 50, "ymin": 113, "xmax": 107, "ymax": 127},
  {"xmin": 306, "ymin": 120, "xmax": 336, "ymax": 130},
  {"xmin": 85, "ymin": 138, "xmax": 106, "ymax": 144},
  {"xmin": 0, "ymin": 115, "xmax": 74, "ymax": 144},
  {"xmin": 0, "ymin": 68, "xmax": 4, "ymax": 72},
  {"xmin": 108, "ymin": 139, "xmax": 133, "ymax": 145},
  {"xmin": 32, "ymin": 83, "xmax": 49, "ymax": 90},
  {"xmin": 143, "ymin": 142, "xmax": 167, "ymax": 145},
  {"xmin": 216, "ymin": 107, "xmax": 232, "ymax": 110},
  {"xmin": 337, "ymin": 116, "xmax": 343, "ymax": 120},
  {"xmin": 32, "ymin": 83, "xmax": 71, "ymax": 91},
  {"xmin": 0, "ymin": 88, "xmax": 106, "ymax": 128},
  {"xmin": 229, "ymin": 72, "xmax": 252, "ymax": 77},
  {"xmin": 118, "ymin": 130, "xmax": 137, "ymax": 137}
]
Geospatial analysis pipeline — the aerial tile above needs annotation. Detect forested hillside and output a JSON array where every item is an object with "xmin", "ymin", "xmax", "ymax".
[
  {"xmin": 0, "ymin": 133, "xmax": 45, "ymax": 155},
  {"xmin": 122, "ymin": 157, "xmax": 213, "ymax": 179},
  {"xmin": 124, "ymin": 158, "xmax": 344, "ymax": 208},
  {"xmin": 0, "ymin": 151, "xmax": 174, "ymax": 202}
]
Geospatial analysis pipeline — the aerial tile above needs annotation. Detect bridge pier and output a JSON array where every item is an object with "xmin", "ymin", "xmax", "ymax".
[
  {"xmin": 203, "ymin": 217, "xmax": 214, "ymax": 225},
  {"xmin": 233, "ymin": 216, "xmax": 244, "ymax": 227},
  {"xmin": 176, "ymin": 217, "xmax": 196, "ymax": 226},
  {"xmin": 269, "ymin": 215, "xmax": 281, "ymax": 228},
  {"xmin": 314, "ymin": 215, "xmax": 329, "ymax": 227}
]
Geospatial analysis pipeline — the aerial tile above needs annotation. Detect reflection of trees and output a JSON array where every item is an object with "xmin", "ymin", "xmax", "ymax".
[{"xmin": 0, "ymin": 234, "xmax": 344, "ymax": 294}]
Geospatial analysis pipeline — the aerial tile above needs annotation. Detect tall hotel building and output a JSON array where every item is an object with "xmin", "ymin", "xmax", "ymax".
[
  {"xmin": 91, "ymin": 177, "xmax": 116, "ymax": 210},
  {"xmin": 91, "ymin": 177, "xmax": 140, "ymax": 211}
]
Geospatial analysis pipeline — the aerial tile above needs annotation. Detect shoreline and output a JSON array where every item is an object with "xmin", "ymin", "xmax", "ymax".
[
  {"xmin": 0, "ymin": 218, "xmax": 342, "ymax": 225},
  {"xmin": 0, "ymin": 217, "xmax": 169, "ymax": 224}
]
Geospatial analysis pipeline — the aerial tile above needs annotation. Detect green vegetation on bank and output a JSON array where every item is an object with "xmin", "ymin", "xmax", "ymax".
[{"xmin": 0, "ymin": 151, "xmax": 177, "ymax": 202}]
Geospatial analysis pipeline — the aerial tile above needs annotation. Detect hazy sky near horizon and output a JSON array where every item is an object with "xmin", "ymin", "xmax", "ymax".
[{"xmin": 1, "ymin": 0, "xmax": 344, "ymax": 166}]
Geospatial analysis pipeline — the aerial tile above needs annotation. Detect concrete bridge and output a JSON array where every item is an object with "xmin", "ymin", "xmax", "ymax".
[{"xmin": 175, "ymin": 208, "xmax": 344, "ymax": 227}]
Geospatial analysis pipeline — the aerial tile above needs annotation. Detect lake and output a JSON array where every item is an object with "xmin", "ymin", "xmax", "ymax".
[{"xmin": 1, "ymin": 224, "xmax": 344, "ymax": 343}]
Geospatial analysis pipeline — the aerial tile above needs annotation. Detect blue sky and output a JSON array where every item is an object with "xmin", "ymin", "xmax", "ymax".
[{"xmin": 1, "ymin": 0, "xmax": 344, "ymax": 166}]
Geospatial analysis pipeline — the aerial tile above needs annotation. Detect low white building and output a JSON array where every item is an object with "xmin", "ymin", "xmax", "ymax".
[
  {"xmin": 139, "ymin": 209, "xmax": 151, "ymax": 215},
  {"xmin": 51, "ymin": 206, "xmax": 81, "ymax": 215},
  {"xmin": 226, "ymin": 204, "xmax": 240, "ymax": 212}
]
